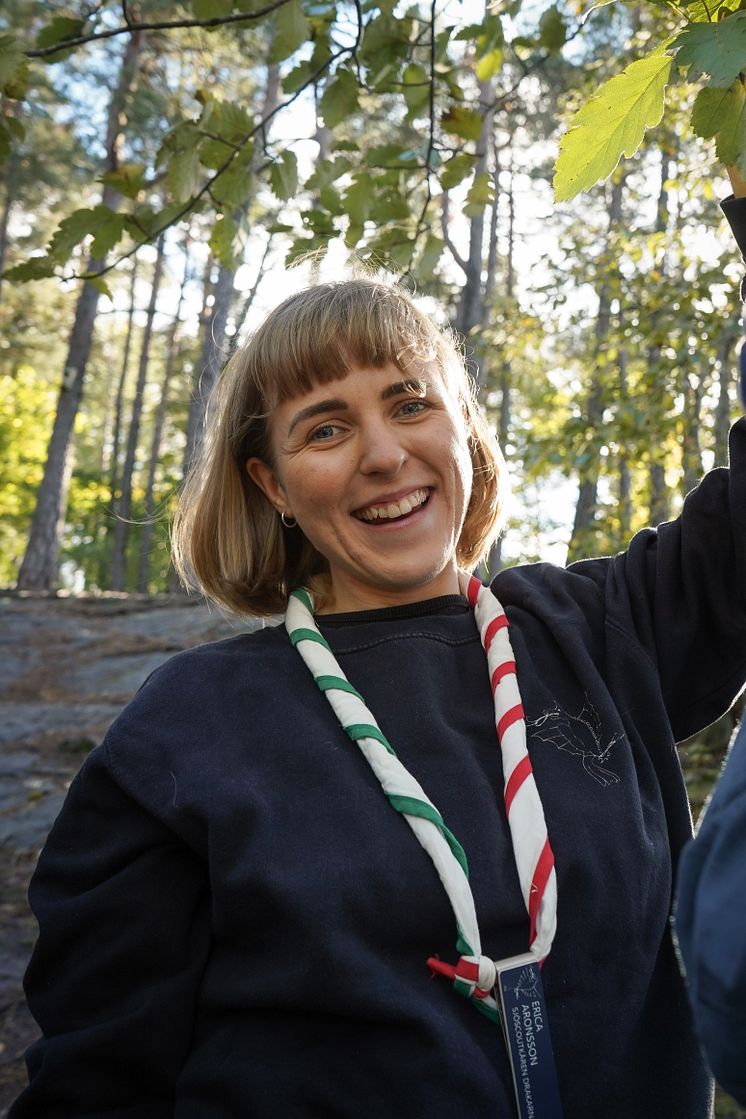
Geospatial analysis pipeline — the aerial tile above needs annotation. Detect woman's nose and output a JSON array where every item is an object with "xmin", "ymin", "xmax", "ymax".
[{"xmin": 357, "ymin": 422, "xmax": 408, "ymax": 475}]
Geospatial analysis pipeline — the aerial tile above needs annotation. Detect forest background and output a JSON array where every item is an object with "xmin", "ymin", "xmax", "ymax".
[{"xmin": 1, "ymin": 0, "xmax": 746, "ymax": 1112}]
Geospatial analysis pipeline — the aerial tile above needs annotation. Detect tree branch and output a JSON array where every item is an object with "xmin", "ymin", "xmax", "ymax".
[
  {"xmin": 26, "ymin": 1, "xmax": 295, "ymax": 59},
  {"xmin": 440, "ymin": 191, "xmax": 468, "ymax": 275},
  {"xmin": 73, "ymin": 45, "xmax": 352, "ymax": 282},
  {"xmin": 403, "ymin": 0, "xmax": 438, "ymax": 276}
]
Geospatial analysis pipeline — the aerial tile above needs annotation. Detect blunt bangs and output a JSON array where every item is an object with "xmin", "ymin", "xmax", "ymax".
[{"xmin": 244, "ymin": 279, "xmax": 449, "ymax": 409}]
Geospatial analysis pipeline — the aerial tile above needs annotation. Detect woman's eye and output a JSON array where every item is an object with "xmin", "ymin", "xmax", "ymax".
[
  {"xmin": 399, "ymin": 399, "xmax": 427, "ymax": 417},
  {"xmin": 309, "ymin": 422, "xmax": 339, "ymax": 442}
]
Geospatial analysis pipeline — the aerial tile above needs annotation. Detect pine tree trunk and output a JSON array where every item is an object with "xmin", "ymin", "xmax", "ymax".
[
  {"xmin": 225, "ymin": 237, "xmax": 273, "ymax": 363},
  {"xmin": 566, "ymin": 176, "xmax": 624, "ymax": 563},
  {"xmin": 182, "ymin": 62, "xmax": 280, "ymax": 477},
  {"xmin": 486, "ymin": 158, "xmax": 514, "ymax": 576},
  {"xmin": 646, "ymin": 146, "xmax": 676, "ymax": 526},
  {"xmin": 109, "ymin": 256, "xmax": 140, "ymax": 508},
  {"xmin": 455, "ymin": 77, "xmax": 495, "ymax": 392},
  {"xmin": 182, "ymin": 261, "xmax": 235, "ymax": 476},
  {"xmin": 0, "ymin": 145, "xmax": 18, "ymax": 306},
  {"xmin": 110, "ymin": 234, "xmax": 165, "ymax": 591},
  {"xmin": 16, "ymin": 32, "xmax": 142, "ymax": 590},
  {"xmin": 137, "ymin": 241, "xmax": 190, "ymax": 592},
  {"xmin": 617, "ymin": 349, "xmax": 632, "ymax": 541}
]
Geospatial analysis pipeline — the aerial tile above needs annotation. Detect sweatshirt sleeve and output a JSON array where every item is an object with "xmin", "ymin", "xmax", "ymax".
[
  {"xmin": 9, "ymin": 738, "xmax": 211, "ymax": 1118},
  {"xmin": 674, "ymin": 717, "xmax": 746, "ymax": 1107},
  {"xmin": 721, "ymin": 194, "xmax": 746, "ymax": 279},
  {"xmin": 570, "ymin": 418, "xmax": 746, "ymax": 743}
]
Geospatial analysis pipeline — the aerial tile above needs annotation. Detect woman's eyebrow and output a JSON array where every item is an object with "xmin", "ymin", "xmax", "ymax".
[
  {"xmin": 287, "ymin": 398, "xmax": 348, "ymax": 436},
  {"xmin": 381, "ymin": 378, "xmax": 426, "ymax": 399}
]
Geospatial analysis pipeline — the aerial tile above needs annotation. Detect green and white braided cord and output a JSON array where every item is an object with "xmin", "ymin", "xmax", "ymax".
[{"xmin": 285, "ymin": 586, "xmax": 501, "ymax": 1020}]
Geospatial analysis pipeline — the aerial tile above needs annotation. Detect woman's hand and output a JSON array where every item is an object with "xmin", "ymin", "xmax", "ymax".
[{"xmin": 726, "ymin": 165, "xmax": 746, "ymax": 199}]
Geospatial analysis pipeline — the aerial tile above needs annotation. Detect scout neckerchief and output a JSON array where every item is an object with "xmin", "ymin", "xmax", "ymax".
[{"xmin": 285, "ymin": 572, "xmax": 563, "ymax": 1118}]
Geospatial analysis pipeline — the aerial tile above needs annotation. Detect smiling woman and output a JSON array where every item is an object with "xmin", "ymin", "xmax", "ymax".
[{"xmin": 10, "ymin": 246, "xmax": 746, "ymax": 1119}]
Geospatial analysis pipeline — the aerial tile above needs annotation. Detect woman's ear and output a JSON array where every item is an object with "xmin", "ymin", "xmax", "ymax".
[{"xmin": 246, "ymin": 457, "xmax": 289, "ymax": 516}]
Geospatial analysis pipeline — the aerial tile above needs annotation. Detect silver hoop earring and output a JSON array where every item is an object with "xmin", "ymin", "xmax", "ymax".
[{"xmin": 280, "ymin": 511, "xmax": 297, "ymax": 529}]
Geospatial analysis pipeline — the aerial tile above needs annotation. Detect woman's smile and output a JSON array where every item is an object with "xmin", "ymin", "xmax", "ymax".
[
  {"xmin": 246, "ymin": 363, "xmax": 474, "ymax": 613},
  {"xmin": 354, "ymin": 486, "xmax": 431, "ymax": 523}
]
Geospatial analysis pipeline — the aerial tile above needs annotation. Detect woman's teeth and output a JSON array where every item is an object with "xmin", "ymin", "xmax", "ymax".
[{"xmin": 356, "ymin": 489, "xmax": 428, "ymax": 522}]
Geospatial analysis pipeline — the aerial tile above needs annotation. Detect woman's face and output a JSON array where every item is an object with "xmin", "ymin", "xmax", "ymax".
[{"xmin": 247, "ymin": 362, "xmax": 474, "ymax": 613}]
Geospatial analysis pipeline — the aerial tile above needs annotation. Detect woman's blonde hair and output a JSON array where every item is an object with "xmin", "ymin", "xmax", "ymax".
[{"xmin": 172, "ymin": 277, "xmax": 507, "ymax": 616}]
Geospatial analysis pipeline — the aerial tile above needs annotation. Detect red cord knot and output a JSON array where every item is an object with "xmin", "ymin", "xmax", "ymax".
[{"xmin": 427, "ymin": 954, "xmax": 497, "ymax": 1000}]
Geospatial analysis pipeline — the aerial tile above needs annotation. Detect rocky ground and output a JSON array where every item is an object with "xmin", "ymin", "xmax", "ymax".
[
  {"xmin": 0, "ymin": 592, "xmax": 248, "ymax": 1113},
  {"xmin": 0, "ymin": 592, "xmax": 743, "ymax": 1116}
]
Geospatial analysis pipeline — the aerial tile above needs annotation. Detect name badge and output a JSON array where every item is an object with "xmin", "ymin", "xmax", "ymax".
[{"xmin": 496, "ymin": 953, "xmax": 564, "ymax": 1119}]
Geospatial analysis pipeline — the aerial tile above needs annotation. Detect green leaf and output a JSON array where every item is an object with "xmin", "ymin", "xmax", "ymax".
[
  {"xmin": 210, "ymin": 162, "xmax": 254, "ymax": 207},
  {"xmin": 476, "ymin": 49, "xmax": 503, "ymax": 81},
  {"xmin": 692, "ymin": 81, "xmax": 746, "ymax": 164},
  {"xmin": 416, "ymin": 232, "xmax": 444, "ymax": 278},
  {"xmin": 670, "ymin": 13, "xmax": 746, "ymax": 87},
  {"xmin": 269, "ymin": 0, "xmax": 310, "ymax": 64},
  {"xmin": 365, "ymin": 226, "xmax": 415, "ymax": 269},
  {"xmin": 193, "ymin": 0, "xmax": 234, "ymax": 17},
  {"xmin": 167, "ymin": 147, "xmax": 202, "ymax": 201},
  {"xmin": 366, "ymin": 143, "xmax": 420, "ymax": 166},
  {"xmin": 125, "ymin": 207, "xmax": 156, "ymax": 244},
  {"xmin": 212, "ymin": 101, "xmax": 252, "ymax": 144},
  {"xmin": 0, "ymin": 117, "xmax": 23, "ymax": 163},
  {"xmin": 48, "ymin": 206, "xmax": 122, "ymax": 263},
  {"xmin": 360, "ymin": 13, "xmax": 409, "ymax": 80},
  {"xmin": 209, "ymin": 213, "xmax": 239, "ymax": 266},
  {"xmin": 306, "ymin": 155, "xmax": 352, "ymax": 191},
  {"xmin": 320, "ymin": 68, "xmax": 360, "ymax": 128},
  {"xmin": 3, "ymin": 255, "xmax": 57, "ymax": 283},
  {"xmin": 440, "ymin": 153, "xmax": 475, "ymax": 189},
  {"xmin": 402, "ymin": 63, "xmax": 430, "ymax": 119},
  {"xmin": 282, "ymin": 59, "xmax": 315, "ymax": 94},
  {"xmin": 35, "ymin": 16, "xmax": 85, "ymax": 50},
  {"xmin": 270, "ymin": 149, "xmax": 299, "ymax": 200},
  {"xmin": 6, "ymin": 116, "xmax": 24, "ymax": 140},
  {"xmin": 554, "ymin": 51, "xmax": 672, "ymax": 201},
  {"xmin": 442, "ymin": 105, "xmax": 484, "ymax": 142},
  {"xmin": 85, "ymin": 274, "xmax": 114, "ymax": 299},
  {"xmin": 90, "ymin": 213, "xmax": 125, "ymax": 258},
  {"xmin": 344, "ymin": 175, "xmax": 373, "ymax": 226},
  {"xmin": 683, "ymin": 1, "xmax": 721, "ymax": 21},
  {"xmin": 370, "ymin": 192, "xmax": 411, "ymax": 222},
  {"xmin": 464, "ymin": 171, "xmax": 494, "ymax": 217},
  {"xmin": 199, "ymin": 136, "xmax": 235, "ymax": 170},
  {"xmin": 157, "ymin": 121, "xmax": 201, "ymax": 167},
  {"xmin": 100, "ymin": 162, "xmax": 147, "ymax": 200},
  {"xmin": 539, "ymin": 5, "xmax": 567, "ymax": 51},
  {"xmin": 0, "ymin": 34, "xmax": 27, "ymax": 98}
]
